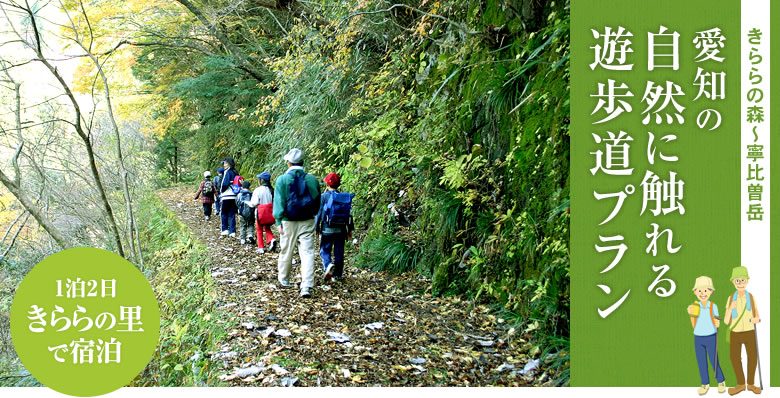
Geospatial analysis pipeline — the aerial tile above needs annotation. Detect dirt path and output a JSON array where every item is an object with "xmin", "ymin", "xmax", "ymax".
[{"xmin": 161, "ymin": 187, "xmax": 554, "ymax": 386}]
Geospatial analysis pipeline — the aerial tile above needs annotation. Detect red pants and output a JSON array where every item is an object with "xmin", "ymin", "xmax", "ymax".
[{"xmin": 256, "ymin": 223, "xmax": 275, "ymax": 248}]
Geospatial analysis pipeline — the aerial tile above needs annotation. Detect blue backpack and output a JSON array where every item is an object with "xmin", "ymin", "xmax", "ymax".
[
  {"xmin": 285, "ymin": 171, "xmax": 317, "ymax": 221},
  {"xmin": 323, "ymin": 192, "xmax": 354, "ymax": 227}
]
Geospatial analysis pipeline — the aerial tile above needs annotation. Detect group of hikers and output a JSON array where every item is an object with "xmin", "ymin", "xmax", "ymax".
[
  {"xmin": 194, "ymin": 148, "xmax": 355, "ymax": 298},
  {"xmin": 688, "ymin": 266, "xmax": 763, "ymax": 395}
]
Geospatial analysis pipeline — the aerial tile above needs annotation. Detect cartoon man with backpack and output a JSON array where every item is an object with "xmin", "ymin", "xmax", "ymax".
[
  {"xmin": 687, "ymin": 276, "xmax": 726, "ymax": 395},
  {"xmin": 273, "ymin": 148, "xmax": 321, "ymax": 298},
  {"xmin": 723, "ymin": 266, "xmax": 762, "ymax": 395},
  {"xmin": 315, "ymin": 172, "xmax": 354, "ymax": 281}
]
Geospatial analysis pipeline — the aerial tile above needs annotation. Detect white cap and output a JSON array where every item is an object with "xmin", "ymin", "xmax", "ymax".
[
  {"xmin": 283, "ymin": 148, "xmax": 304, "ymax": 164},
  {"xmin": 204, "ymin": 171, "xmax": 211, "ymax": 177}
]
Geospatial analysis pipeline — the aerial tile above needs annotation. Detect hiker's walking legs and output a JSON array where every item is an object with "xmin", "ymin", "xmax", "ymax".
[
  {"xmin": 744, "ymin": 331, "xmax": 757, "ymax": 385},
  {"xmin": 705, "ymin": 334, "xmax": 725, "ymax": 383},
  {"xmin": 320, "ymin": 233, "xmax": 346, "ymax": 278},
  {"xmin": 320, "ymin": 235, "xmax": 334, "ymax": 270},
  {"xmin": 256, "ymin": 221, "xmax": 265, "ymax": 248},
  {"xmin": 695, "ymin": 335, "xmax": 716, "ymax": 385},
  {"xmin": 296, "ymin": 219, "xmax": 316, "ymax": 290},
  {"xmin": 277, "ymin": 219, "xmax": 315, "ymax": 287},
  {"xmin": 730, "ymin": 330, "xmax": 758, "ymax": 385},
  {"xmin": 263, "ymin": 225, "xmax": 275, "ymax": 246},
  {"xmin": 221, "ymin": 199, "xmax": 237, "ymax": 234},
  {"xmin": 278, "ymin": 221, "xmax": 295, "ymax": 283},
  {"xmin": 240, "ymin": 217, "xmax": 254, "ymax": 241},
  {"xmin": 202, "ymin": 203, "xmax": 212, "ymax": 217},
  {"xmin": 256, "ymin": 224, "xmax": 274, "ymax": 249}
]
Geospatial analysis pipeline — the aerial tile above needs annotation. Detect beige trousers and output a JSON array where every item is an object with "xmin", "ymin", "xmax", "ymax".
[{"xmin": 277, "ymin": 219, "xmax": 316, "ymax": 290}]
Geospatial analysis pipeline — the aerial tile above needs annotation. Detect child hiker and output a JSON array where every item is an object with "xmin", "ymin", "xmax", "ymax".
[
  {"xmin": 249, "ymin": 171, "xmax": 276, "ymax": 254},
  {"xmin": 213, "ymin": 167, "xmax": 224, "ymax": 215},
  {"xmin": 687, "ymin": 276, "xmax": 725, "ymax": 395},
  {"xmin": 315, "ymin": 173, "xmax": 354, "ymax": 281},
  {"xmin": 194, "ymin": 171, "xmax": 216, "ymax": 221},
  {"xmin": 235, "ymin": 180, "xmax": 255, "ymax": 245}
]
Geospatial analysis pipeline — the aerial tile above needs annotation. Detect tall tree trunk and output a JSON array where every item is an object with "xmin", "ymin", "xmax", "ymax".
[
  {"xmin": 72, "ymin": 5, "xmax": 144, "ymax": 266},
  {"xmin": 174, "ymin": 143, "xmax": 179, "ymax": 184},
  {"xmin": 0, "ymin": 61, "xmax": 69, "ymax": 248},
  {"xmin": 19, "ymin": 5, "xmax": 126, "ymax": 257}
]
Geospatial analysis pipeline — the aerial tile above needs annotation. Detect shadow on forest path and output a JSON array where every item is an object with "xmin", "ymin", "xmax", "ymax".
[{"xmin": 160, "ymin": 186, "xmax": 551, "ymax": 386}]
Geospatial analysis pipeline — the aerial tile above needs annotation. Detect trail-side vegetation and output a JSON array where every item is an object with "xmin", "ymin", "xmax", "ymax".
[{"xmin": 1, "ymin": 0, "xmax": 570, "ymax": 385}]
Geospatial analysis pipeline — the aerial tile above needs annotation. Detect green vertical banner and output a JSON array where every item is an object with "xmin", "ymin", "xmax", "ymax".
[
  {"xmin": 772, "ymin": 0, "xmax": 779, "ymax": 388},
  {"xmin": 572, "ymin": 0, "xmax": 741, "ymax": 386}
]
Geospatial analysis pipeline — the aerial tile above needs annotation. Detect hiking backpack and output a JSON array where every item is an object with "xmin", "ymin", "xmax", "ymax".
[
  {"xmin": 323, "ymin": 191, "xmax": 354, "ymax": 227},
  {"xmin": 237, "ymin": 191, "xmax": 254, "ymax": 219},
  {"xmin": 285, "ymin": 171, "xmax": 317, "ymax": 221},
  {"xmin": 230, "ymin": 175, "xmax": 244, "ymax": 195},
  {"xmin": 202, "ymin": 180, "xmax": 215, "ymax": 196}
]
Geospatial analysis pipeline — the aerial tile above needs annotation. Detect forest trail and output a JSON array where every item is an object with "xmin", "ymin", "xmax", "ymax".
[{"xmin": 160, "ymin": 187, "xmax": 554, "ymax": 387}]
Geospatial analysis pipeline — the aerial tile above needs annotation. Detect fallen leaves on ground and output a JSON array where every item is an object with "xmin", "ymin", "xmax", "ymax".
[{"xmin": 160, "ymin": 187, "xmax": 561, "ymax": 386}]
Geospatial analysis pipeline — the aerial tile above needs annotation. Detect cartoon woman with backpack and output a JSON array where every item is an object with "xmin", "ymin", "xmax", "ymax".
[{"xmin": 687, "ymin": 276, "xmax": 726, "ymax": 395}]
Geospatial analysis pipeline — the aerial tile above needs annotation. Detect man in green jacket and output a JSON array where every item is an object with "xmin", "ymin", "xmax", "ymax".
[{"xmin": 273, "ymin": 148, "xmax": 321, "ymax": 298}]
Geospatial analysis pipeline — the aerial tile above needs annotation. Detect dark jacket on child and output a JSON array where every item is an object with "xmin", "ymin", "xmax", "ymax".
[{"xmin": 236, "ymin": 188, "xmax": 255, "ymax": 221}]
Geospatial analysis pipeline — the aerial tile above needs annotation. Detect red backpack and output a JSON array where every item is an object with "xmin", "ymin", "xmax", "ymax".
[{"xmin": 230, "ymin": 175, "xmax": 244, "ymax": 194}]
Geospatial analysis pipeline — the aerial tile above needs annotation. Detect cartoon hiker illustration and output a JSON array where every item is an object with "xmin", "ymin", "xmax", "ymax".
[
  {"xmin": 687, "ymin": 276, "xmax": 725, "ymax": 395},
  {"xmin": 723, "ymin": 266, "xmax": 762, "ymax": 395}
]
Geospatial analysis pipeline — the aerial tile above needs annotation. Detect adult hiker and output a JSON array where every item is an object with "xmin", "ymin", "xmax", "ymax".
[
  {"xmin": 723, "ymin": 266, "xmax": 761, "ymax": 395},
  {"xmin": 219, "ymin": 158, "xmax": 239, "ymax": 238},
  {"xmin": 194, "ymin": 171, "xmax": 216, "ymax": 221},
  {"xmin": 687, "ymin": 276, "xmax": 725, "ymax": 395},
  {"xmin": 213, "ymin": 167, "xmax": 225, "ymax": 215},
  {"xmin": 273, "ymin": 148, "xmax": 320, "ymax": 298}
]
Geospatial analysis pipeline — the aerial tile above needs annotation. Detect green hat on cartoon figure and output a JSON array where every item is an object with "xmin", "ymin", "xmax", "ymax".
[
  {"xmin": 730, "ymin": 266, "xmax": 749, "ymax": 280},
  {"xmin": 730, "ymin": 266, "xmax": 749, "ymax": 289}
]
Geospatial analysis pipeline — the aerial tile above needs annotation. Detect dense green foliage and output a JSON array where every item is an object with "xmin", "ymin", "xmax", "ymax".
[
  {"xmin": 133, "ymin": 194, "xmax": 227, "ymax": 386},
  {"xmin": 137, "ymin": 0, "xmax": 569, "ymax": 352}
]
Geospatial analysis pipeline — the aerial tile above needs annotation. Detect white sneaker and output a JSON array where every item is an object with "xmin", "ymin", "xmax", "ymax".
[
  {"xmin": 220, "ymin": 230, "xmax": 229, "ymax": 236},
  {"xmin": 256, "ymin": 248, "xmax": 265, "ymax": 254},
  {"xmin": 698, "ymin": 384, "xmax": 709, "ymax": 395},
  {"xmin": 323, "ymin": 263, "xmax": 334, "ymax": 281},
  {"xmin": 300, "ymin": 287, "xmax": 311, "ymax": 298},
  {"xmin": 230, "ymin": 233, "xmax": 236, "ymax": 238},
  {"xmin": 279, "ymin": 279, "xmax": 291, "ymax": 288},
  {"xmin": 240, "ymin": 239, "xmax": 246, "ymax": 245},
  {"xmin": 205, "ymin": 216, "xmax": 210, "ymax": 221}
]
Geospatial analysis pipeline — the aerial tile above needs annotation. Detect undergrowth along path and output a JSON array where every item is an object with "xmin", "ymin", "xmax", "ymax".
[{"xmin": 160, "ymin": 187, "xmax": 558, "ymax": 386}]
